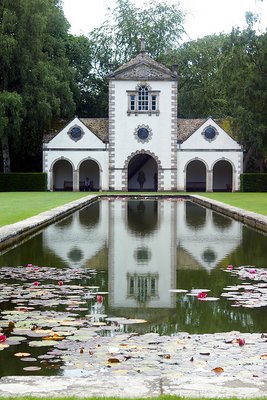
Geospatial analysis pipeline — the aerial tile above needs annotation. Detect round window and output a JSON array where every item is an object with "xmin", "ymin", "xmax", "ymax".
[
  {"xmin": 70, "ymin": 126, "xmax": 82, "ymax": 140},
  {"xmin": 204, "ymin": 126, "xmax": 217, "ymax": 141},
  {"xmin": 137, "ymin": 128, "xmax": 149, "ymax": 140}
]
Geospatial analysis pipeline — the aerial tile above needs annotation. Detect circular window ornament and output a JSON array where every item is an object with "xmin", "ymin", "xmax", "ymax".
[
  {"xmin": 68, "ymin": 125, "xmax": 84, "ymax": 142},
  {"xmin": 202, "ymin": 125, "xmax": 218, "ymax": 142},
  {"xmin": 134, "ymin": 125, "xmax": 152, "ymax": 143}
]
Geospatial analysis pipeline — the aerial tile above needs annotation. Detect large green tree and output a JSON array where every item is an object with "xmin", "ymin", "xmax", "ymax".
[
  {"xmin": 221, "ymin": 21, "xmax": 267, "ymax": 171},
  {"xmin": 167, "ymin": 34, "xmax": 229, "ymax": 118},
  {"xmin": 0, "ymin": 0, "xmax": 75, "ymax": 172}
]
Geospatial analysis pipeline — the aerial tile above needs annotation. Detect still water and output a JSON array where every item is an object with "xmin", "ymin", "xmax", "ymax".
[{"xmin": 0, "ymin": 198, "xmax": 266, "ymax": 375}]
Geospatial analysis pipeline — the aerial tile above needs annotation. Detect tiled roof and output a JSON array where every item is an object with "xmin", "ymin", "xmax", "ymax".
[
  {"xmin": 43, "ymin": 118, "xmax": 109, "ymax": 144},
  {"xmin": 80, "ymin": 118, "xmax": 109, "ymax": 142},
  {"xmin": 43, "ymin": 117, "xmax": 232, "ymax": 144},
  {"xmin": 112, "ymin": 52, "xmax": 175, "ymax": 76},
  {"xmin": 177, "ymin": 119, "xmax": 206, "ymax": 142}
]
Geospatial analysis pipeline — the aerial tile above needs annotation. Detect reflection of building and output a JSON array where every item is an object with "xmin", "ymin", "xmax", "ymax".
[
  {"xmin": 43, "ymin": 200, "xmax": 109, "ymax": 268},
  {"xmin": 108, "ymin": 199, "xmax": 177, "ymax": 308},
  {"xmin": 177, "ymin": 201, "xmax": 242, "ymax": 270},
  {"xmin": 41, "ymin": 198, "xmax": 242, "ymax": 309},
  {"xmin": 43, "ymin": 41, "xmax": 243, "ymax": 193}
]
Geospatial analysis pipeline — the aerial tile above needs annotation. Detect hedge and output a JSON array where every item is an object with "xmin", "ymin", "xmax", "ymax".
[
  {"xmin": 0, "ymin": 173, "xmax": 47, "ymax": 191},
  {"xmin": 240, "ymin": 173, "xmax": 267, "ymax": 192}
]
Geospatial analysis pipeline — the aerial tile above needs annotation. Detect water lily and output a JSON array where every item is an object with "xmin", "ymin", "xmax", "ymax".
[
  {"xmin": 26, "ymin": 263, "xmax": 32, "ymax": 267},
  {"xmin": 197, "ymin": 292, "xmax": 207, "ymax": 299},
  {"xmin": 97, "ymin": 295, "xmax": 103, "ymax": 304},
  {"xmin": 238, "ymin": 338, "xmax": 245, "ymax": 346},
  {"xmin": 58, "ymin": 280, "xmax": 64, "ymax": 286},
  {"xmin": 33, "ymin": 281, "xmax": 40, "ymax": 286},
  {"xmin": 249, "ymin": 269, "xmax": 257, "ymax": 274},
  {"xmin": 227, "ymin": 264, "xmax": 233, "ymax": 270},
  {"xmin": 0, "ymin": 335, "xmax": 7, "ymax": 343}
]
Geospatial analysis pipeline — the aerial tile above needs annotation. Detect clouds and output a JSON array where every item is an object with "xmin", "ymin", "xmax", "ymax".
[{"xmin": 62, "ymin": 0, "xmax": 267, "ymax": 39}]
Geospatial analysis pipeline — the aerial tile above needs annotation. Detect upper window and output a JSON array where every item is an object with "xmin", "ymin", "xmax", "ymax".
[
  {"xmin": 202, "ymin": 125, "xmax": 218, "ymax": 142},
  {"xmin": 127, "ymin": 83, "xmax": 160, "ymax": 115}
]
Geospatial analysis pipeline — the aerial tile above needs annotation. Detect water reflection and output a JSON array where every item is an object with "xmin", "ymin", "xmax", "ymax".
[{"xmin": 0, "ymin": 198, "xmax": 267, "ymax": 334}]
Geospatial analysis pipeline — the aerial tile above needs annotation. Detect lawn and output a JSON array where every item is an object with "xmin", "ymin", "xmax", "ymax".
[
  {"xmin": 198, "ymin": 192, "xmax": 267, "ymax": 216},
  {"xmin": 0, "ymin": 192, "xmax": 89, "ymax": 227},
  {"xmin": 0, "ymin": 191, "xmax": 266, "ymax": 228}
]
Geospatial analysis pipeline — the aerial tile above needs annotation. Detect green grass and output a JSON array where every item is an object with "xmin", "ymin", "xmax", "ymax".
[
  {"xmin": 0, "ymin": 192, "xmax": 90, "ymax": 227},
  {"xmin": 197, "ymin": 192, "xmax": 267, "ymax": 216},
  {"xmin": 0, "ymin": 191, "xmax": 266, "ymax": 228}
]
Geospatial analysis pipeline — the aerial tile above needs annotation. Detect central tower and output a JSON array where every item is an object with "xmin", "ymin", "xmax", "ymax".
[{"xmin": 107, "ymin": 43, "xmax": 178, "ymax": 191}]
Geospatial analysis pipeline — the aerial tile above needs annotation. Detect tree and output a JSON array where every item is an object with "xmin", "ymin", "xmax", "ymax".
[
  {"xmin": 0, "ymin": 0, "xmax": 75, "ymax": 172},
  {"xmin": 166, "ymin": 34, "xmax": 229, "ymax": 118},
  {"xmin": 221, "ymin": 23, "xmax": 267, "ymax": 171}
]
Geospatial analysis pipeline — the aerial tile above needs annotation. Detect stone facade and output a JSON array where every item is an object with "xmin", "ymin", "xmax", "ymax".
[{"xmin": 43, "ymin": 50, "xmax": 243, "ymax": 192}]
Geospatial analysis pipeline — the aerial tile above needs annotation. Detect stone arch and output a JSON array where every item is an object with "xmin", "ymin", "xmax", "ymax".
[
  {"xmin": 51, "ymin": 157, "xmax": 74, "ymax": 191},
  {"xmin": 123, "ymin": 150, "xmax": 162, "ymax": 191},
  {"xmin": 78, "ymin": 157, "xmax": 102, "ymax": 191},
  {"xmin": 212, "ymin": 158, "xmax": 234, "ymax": 192},
  {"xmin": 184, "ymin": 158, "xmax": 208, "ymax": 192}
]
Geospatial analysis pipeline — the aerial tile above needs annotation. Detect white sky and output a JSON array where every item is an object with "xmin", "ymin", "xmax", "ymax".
[{"xmin": 62, "ymin": 0, "xmax": 267, "ymax": 41}]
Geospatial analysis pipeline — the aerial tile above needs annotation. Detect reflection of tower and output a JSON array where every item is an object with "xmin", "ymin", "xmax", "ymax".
[{"xmin": 108, "ymin": 198, "xmax": 177, "ymax": 309}]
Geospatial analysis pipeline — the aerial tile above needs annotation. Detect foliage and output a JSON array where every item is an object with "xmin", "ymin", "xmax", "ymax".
[
  {"xmin": 0, "ymin": 0, "xmax": 75, "ymax": 171},
  {"xmin": 0, "ymin": 173, "xmax": 47, "ymax": 191},
  {"xmin": 240, "ymin": 173, "xmax": 267, "ymax": 192},
  {"xmin": 220, "ymin": 24, "xmax": 267, "ymax": 172},
  {"xmin": 166, "ymin": 34, "xmax": 229, "ymax": 118}
]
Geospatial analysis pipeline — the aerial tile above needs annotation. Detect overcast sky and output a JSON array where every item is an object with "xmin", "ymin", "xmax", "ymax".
[{"xmin": 62, "ymin": 0, "xmax": 267, "ymax": 41}]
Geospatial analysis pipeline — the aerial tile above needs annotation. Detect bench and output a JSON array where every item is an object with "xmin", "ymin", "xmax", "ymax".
[
  {"xmin": 186, "ymin": 181, "xmax": 206, "ymax": 191},
  {"xmin": 63, "ymin": 181, "xmax": 73, "ymax": 191}
]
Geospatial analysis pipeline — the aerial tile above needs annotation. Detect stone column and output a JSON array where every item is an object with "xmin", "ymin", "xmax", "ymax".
[
  {"xmin": 49, "ymin": 170, "xmax": 54, "ymax": 191},
  {"xmin": 73, "ymin": 169, "xmax": 79, "ymax": 192},
  {"xmin": 206, "ymin": 169, "xmax": 213, "ymax": 192}
]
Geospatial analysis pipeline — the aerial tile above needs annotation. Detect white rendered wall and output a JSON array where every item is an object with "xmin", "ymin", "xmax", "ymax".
[
  {"xmin": 177, "ymin": 119, "xmax": 243, "ymax": 191},
  {"xmin": 43, "ymin": 118, "xmax": 109, "ymax": 190},
  {"xmin": 112, "ymin": 80, "xmax": 175, "ymax": 190}
]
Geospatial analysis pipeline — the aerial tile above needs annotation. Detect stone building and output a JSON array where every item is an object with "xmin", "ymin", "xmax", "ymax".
[{"xmin": 43, "ymin": 46, "xmax": 243, "ymax": 192}]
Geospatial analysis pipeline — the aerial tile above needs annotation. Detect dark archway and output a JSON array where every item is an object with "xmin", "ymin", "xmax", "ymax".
[
  {"xmin": 128, "ymin": 154, "xmax": 158, "ymax": 191},
  {"xmin": 53, "ymin": 159, "xmax": 73, "ymax": 191},
  {"xmin": 213, "ymin": 160, "xmax": 233, "ymax": 192},
  {"xmin": 79, "ymin": 159, "xmax": 100, "ymax": 191},
  {"xmin": 186, "ymin": 160, "xmax": 206, "ymax": 191}
]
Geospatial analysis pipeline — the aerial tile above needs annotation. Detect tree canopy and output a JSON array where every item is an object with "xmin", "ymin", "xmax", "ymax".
[{"xmin": 0, "ymin": 0, "xmax": 75, "ymax": 171}]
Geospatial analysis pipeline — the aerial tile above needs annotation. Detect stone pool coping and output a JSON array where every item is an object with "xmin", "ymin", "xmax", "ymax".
[{"xmin": 0, "ymin": 194, "xmax": 267, "ymax": 397}]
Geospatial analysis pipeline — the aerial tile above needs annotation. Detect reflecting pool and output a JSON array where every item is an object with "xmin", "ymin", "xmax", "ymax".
[{"xmin": 0, "ymin": 198, "xmax": 266, "ymax": 376}]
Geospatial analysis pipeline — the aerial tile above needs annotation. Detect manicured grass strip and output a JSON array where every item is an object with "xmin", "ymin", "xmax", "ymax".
[
  {"xmin": 0, "ymin": 192, "xmax": 90, "ymax": 227},
  {"xmin": 197, "ymin": 192, "xmax": 267, "ymax": 216}
]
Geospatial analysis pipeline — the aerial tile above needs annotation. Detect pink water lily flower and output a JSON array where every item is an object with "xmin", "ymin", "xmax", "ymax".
[
  {"xmin": 197, "ymin": 292, "xmax": 207, "ymax": 299},
  {"xmin": 96, "ymin": 295, "xmax": 103, "ymax": 304},
  {"xmin": 227, "ymin": 264, "xmax": 233, "ymax": 270},
  {"xmin": 33, "ymin": 281, "xmax": 40, "ymax": 286},
  {"xmin": 249, "ymin": 269, "xmax": 256, "ymax": 274},
  {"xmin": 0, "ymin": 335, "xmax": 7, "ymax": 342},
  {"xmin": 58, "ymin": 280, "xmax": 64, "ymax": 286},
  {"xmin": 238, "ymin": 338, "xmax": 245, "ymax": 346},
  {"xmin": 26, "ymin": 263, "xmax": 33, "ymax": 267}
]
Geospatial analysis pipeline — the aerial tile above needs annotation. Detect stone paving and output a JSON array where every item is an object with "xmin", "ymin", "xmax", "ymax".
[
  {"xmin": 0, "ymin": 332, "xmax": 267, "ymax": 397},
  {"xmin": 0, "ymin": 194, "xmax": 267, "ymax": 397}
]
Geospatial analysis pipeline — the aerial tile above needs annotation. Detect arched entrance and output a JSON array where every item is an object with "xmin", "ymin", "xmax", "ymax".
[
  {"xmin": 213, "ymin": 160, "xmax": 233, "ymax": 191},
  {"xmin": 79, "ymin": 159, "xmax": 100, "ymax": 191},
  {"xmin": 186, "ymin": 160, "xmax": 206, "ymax": 191},
  {"xmin": 53, "ymin": 159, "xmax": 73, "ymax": 191},
  {"xmin": 128, "ymin": 154, "xmax": 158, "ymax": 191}
]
